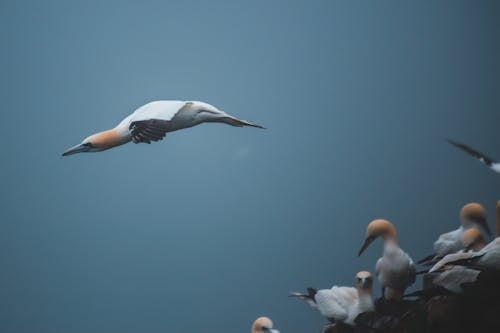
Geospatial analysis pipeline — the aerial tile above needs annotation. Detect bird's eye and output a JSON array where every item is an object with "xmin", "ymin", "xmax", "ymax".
[{"xmin": 82, "ymin": 142, "xmax": 94, "ymax": 148}]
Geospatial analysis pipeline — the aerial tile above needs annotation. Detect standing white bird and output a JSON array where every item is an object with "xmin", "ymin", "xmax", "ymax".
[
  {"xmin": 62, "ymin": 100, "xmax": 264, "ymax": 156},
  {"xmin": 447, "ymin": 139, "xmax": 500, "ymax": 173},
  {"xmin": 289, "ymin": 271, "xmax": 375, "ymax": 327},
  {"xmin": 251, "ymin": 317, "xmax": 280, "ymax": 333},
  {"xmin": 358, "ymin": 219, "xmax": 416, "ymax": 300},
  {"xmin": 418, "ymin": 203, "xmax": 491, "ymax": 265}
]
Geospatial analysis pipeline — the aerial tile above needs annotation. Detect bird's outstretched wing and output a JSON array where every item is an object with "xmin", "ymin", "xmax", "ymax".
[
  {"xmin": 129, "ymin": 119, "xmax": 173, "ymax": 144},
  {"xmin": 126, "ymin": 101, "xmax": 188, "ymax": 144},
  {"xmin": 447, "ymin": 139, "xmax": 496, "ymax": 166}
]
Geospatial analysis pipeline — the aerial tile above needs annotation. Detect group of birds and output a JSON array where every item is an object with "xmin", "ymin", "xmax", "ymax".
[
  {"xmin": 252, "ymin": 201, "xmax": 500, "ymax": 333},
  {"xmin": 62, "ymin": 100, "xmax": 499, "ymax": 333},
  {"xmin": 285, "ymin": 201, "xmax": 500, "ymax": 333}
]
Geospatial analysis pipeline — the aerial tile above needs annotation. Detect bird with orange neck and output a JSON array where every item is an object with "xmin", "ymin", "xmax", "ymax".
[
  {"xmin": 418, "ymin": 203, "xmax": 491, "ymax": 266},
  {"xmin": 358, "ymin": 219, "xmax": 416, "ymax": 300},
  {"xmin": 438, "ymin": 201, "xmax": 500, "ymax": 272},
  {"xmin": 251, "ymin": 317, "xmax": 279, "ymax": 333},
  {"xmin": 62, "ymin": 100, "xmax": 264, "ymax": 156},
  {"xmin": 290, "ymin": 271, "xmax": 374, "ymax": 327}
]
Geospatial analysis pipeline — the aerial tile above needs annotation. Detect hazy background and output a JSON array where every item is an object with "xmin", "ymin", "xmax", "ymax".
[{"xmin": 1, "ymin": 1, "xmax": 499, "ymax": 332}]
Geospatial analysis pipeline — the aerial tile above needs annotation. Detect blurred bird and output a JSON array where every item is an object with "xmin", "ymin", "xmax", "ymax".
[
  {"xmin": 358, "ymin": 219, "xmax": 416, "ymax": 300},
  {"xmin": 290, "ymin": 271, "xmax": 374, "ymax": 327},
  {"xmin": 447, "ymin": 139, "xmax": 500, "ymax": 173},
  {"xmin": 62, "ymin": 100, "xmax": 264, "ymax": 156},
  {"xmin": 252, "ymin": 317, "xmax": 280, "ymax": 333},
  {"xmin": 418, "ymin": 203, "xmax": 491, "ymax": 266},
  {"xmin": 434, "ymin": 201, "xmax": 500, "ymax": 272},
  {"xmin": 427, "ymin": 228, "xmax": 485, "ymax": 293}
]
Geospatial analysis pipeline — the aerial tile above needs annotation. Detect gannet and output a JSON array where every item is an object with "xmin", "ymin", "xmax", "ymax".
[
  {"xmin": 290, "ymin": 271, "xmax": 374, "ymax": 327},
  {"xmin": 418, "ymin": 202, "xmax": 491, "ymax": 265},
  {"xmin": 62, "ymin": 100, "xmax": 264, "ymax": 156},
  {"xmin": 433, "ymin": 201, "xmax": 500, "ymax": 272},
  {"xmin": 428, "ymin": 228, "xmax": 485, "ymax": 293},
  {"xmin": 447, "ymin": 139, "xmax": 500, "ymax": 173},
  {"xmin": 251, "ymin": 317, "xmax": 280, "ymax": 333},
  {"xmin": 358, "ymin": 219, "xmax": 416, "ymax": 300}
]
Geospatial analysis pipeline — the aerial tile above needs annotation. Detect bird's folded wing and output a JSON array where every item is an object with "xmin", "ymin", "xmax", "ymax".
[
  {"xmin": 315, "ymin": 290, "xmax": 349, "ymax": 321},
  {"xmin": 429, "ymin": 252, "xmax": 474, "ymax": 273}
]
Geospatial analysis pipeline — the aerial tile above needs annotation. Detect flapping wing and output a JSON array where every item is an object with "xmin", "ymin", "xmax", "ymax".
[{"xmin": 447, "ymin": 139, "xmax": 496, "ymax": 166}]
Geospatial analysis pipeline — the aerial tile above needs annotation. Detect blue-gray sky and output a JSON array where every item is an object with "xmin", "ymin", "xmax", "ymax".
[{"xmin": 1, "ymin": 1, "xmax": 500, "ymax": 332}]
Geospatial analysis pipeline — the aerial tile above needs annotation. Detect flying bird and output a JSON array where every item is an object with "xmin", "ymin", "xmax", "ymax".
[
  {"xmin": 447, "ymin": 139, "xmax": 500, "ymax": 173},
  {"xmin": 62, "ymin": 100, "xmax": 264, "ymax": 156},
  {"xmin": 251, "ymin": 317, "xmax": 280, "ymax": 333},
  {"xmin": 418, "ymin": 203, "xmax": 491, "ymax": 266},
  {"xmin": 290, "ymin": 271, "xmax": 374, "ymax": 327},
  {"xmin": 358, "ymin": 219, "xmax": 416, "ymax": 300}
]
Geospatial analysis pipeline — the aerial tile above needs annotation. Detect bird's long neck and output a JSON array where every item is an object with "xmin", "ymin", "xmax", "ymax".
[
  {"xmin": 383, "ymin": 238, "xmax": 399, "ymax": 256},
  {"xmin": 91, "ymin": 128, "xmax": 130, "ymax": 151}
]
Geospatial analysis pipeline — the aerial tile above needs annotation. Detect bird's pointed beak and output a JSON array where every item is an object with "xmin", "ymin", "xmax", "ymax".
[
  {"xmin": 263, "ymin": 329, "xmax": 279, "ymax": 333},
  {"xmin": 476, "ymin": 218, "xmax": 492, "ymax": 237},
  {"xmin": 358, "ymin": 236, "xmax": 375, "ymax": 256},
  {"xmin": 62, "ymin": 143, "xmax": 89, "ymax": 156}
]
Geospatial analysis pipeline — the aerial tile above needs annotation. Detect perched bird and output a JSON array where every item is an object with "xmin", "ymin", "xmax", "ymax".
[
  {"xmin": 435, "ymin": 201, "xmax": 500, "ymax": 272},
  {"xmin": 418, "ymin": 203, "xmax": 491, "ymax": 266},
  {"xmin": 251, "ymin": 317, "xmax": 280, "ymax": 333},
  {"xmin": 427, "ymin": 228, "xmax": 485, "ymax": 293},
  {"xmin": 358, "ymin": 219, "xmax": 416, "ymax": 300},
  {"xmin": 62, "ymin": 100, "xmax": 264, "ymax": 156},
  {"xmin": 290, "ymin": 271, "xmax": 374, "ymax": 327},
  {"xmin": 447, "ymin": 139, "xmax": 500, "ymax": 173}
]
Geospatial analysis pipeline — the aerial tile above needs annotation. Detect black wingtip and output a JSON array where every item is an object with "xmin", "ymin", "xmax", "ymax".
[{"xmin": 446, "ymin": 138, "xmax": 462, "ymax": 148}]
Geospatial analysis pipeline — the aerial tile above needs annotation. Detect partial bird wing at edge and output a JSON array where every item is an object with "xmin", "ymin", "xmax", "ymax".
[{"xmin": 447, "ymin": 139, "xmax": 496, "ymax": 166}]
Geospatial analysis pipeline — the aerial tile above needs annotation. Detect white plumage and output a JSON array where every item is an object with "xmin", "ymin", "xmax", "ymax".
[
  {"xmin": 290, "ymin": 271, "xmax": 374, "ymax": 326},
  {"xmin": 418, "ymin": 203, "xmax": 490, "ymax": 265},
  {"xmin": 63, "ymin": 100, "xmax": 264, "ymax": 156},
  {"xmin": 358, "ymin": 219, "xmax": 416, "ymax": 300},
  {"xmin": 376, "ymin": 242, "xmax": 416, "ymax": 300}
]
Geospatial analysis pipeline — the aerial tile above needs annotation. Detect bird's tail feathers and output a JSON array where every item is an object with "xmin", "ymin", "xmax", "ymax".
[{"xmin": 222, "ymin": 116, "xmax": 266, "ymax": 129}]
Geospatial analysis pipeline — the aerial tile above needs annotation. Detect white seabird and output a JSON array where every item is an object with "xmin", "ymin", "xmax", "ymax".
[
  {"xmin": 358, "ymin": 219, "xmax": 416, "ymax": 300},
  {"xmin": 433, "ymin": 201, "xmax": 500, "ymax": 272},
  {"xmin": 418, "ymin": 202, "xmax": 491, "ymax": 265},
  {"xmin": 252, "ymin": 317, "xmax": 280, "ymax": 333},
  {"xmin": 290, "ymin": 271, "xmax": 374, "ymax": 327},
  {"xmin": 447, "ymin": 139, "xmax": 500, "ymax": 173},
  {"xmin": 62, "ymin": 100, "xmax": 264, "ymax": 156}
]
